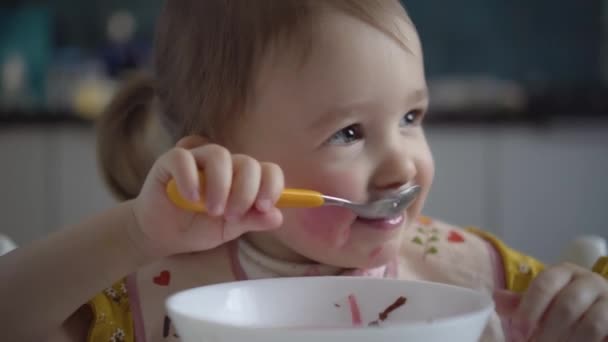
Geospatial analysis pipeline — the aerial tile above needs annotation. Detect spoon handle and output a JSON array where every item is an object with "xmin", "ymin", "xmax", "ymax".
[
  {"xmin": 277, "ymin": 189, "xmax": 326, "ymax": 208},
  {"xmin": 166, "ymin": 172, "xmax": 325, "ymax": 213}
]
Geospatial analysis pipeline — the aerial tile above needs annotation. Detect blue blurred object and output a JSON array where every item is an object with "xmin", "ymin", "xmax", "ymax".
[
  {"xmin": 0, "ymin": 5, "xmax": 52, "ymax": 108},
  {"xmin": 101, "ymin": 39, "xmax": 150, "ymax": 78}
]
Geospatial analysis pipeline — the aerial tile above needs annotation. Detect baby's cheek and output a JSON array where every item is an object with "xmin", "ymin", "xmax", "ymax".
[
  {"xmin": 285, "ymin": 170, "xmax": 361, "ymax": 247},
  {"xmin": 299, "ymin": 206, "xmax": 351, "ymax": 231},
  {"xmin": 296, "ymin": 206, "xmax": 355, "ymax": 247}
]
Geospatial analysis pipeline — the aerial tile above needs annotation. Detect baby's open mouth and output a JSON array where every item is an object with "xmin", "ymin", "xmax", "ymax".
[{"xmin": 356, "ymin": 214, "xmax": 404, "ymax": 230}]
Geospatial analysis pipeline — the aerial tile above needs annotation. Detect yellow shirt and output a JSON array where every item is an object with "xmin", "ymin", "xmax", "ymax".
[
  {"xmin": 87, "ymin": 227, "xmax": 608, "ymax": 342},
  {"xmin": 88, "ymin": 280, "xmax": 134, "ymax": 342}
]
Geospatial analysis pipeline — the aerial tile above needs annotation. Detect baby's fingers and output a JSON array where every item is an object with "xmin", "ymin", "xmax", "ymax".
[
  {"xmin": 175, "ymin": 207, "xmax": 282, "ymax": 251},
  {"xmin": 256, "ymin": 163, "xmax": 285, "ymax": 212},
  {"xmin": 156, "ymin": 148, "xmax": 200, "ymax": 202},
  {"xmin": 224, "ymin": 155, "xmax": 261, "ymax": 222},
  {"xmin": 535, "ymin": 277, "xmax": 601, "ymax": 342},
  {"xmin": 493, "ymin": 289, "xmax": 521, "ymax": 317},
  {"xmin": 569, "ymin": 296, "xmax": 608, "ymax": 342},
  {"xmin": 220, "ymin": 207, "xmax": 283, "ymax": 242},
  {"xmin": 515, "ymin": 264, "xmax": 577, "ymax": 331},
  {"xmin": 190, "ymin": 145, "xmax": 232, "ymax": 216}
]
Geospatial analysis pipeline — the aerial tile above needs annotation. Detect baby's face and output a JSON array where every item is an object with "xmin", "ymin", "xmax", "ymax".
[{"xmin": 230, "ymin": 10, "xmax": 434, "ymax": 268}]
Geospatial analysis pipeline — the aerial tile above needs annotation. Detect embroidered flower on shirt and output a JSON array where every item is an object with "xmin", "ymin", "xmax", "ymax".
[
  {"xmin": 104, "ymin": 288, "xmax": 121, "ymax": 302},
  {"xmin": 97, "ymin": 312, "xmax": 107, "ymax": 323},
  {"xmin": 110, "ymin": 328, "xmax": 125, "ymax": 342},
  {"xmin": 447, "ymin": 230, "xmax": 465, "ymax": 243},
  {"xmin": 103, "ymin": 283, "xmax": 128, "ymax": 304},
  {"xmin": 412, "ymin": 226, "xmax": 440, "ymax": 258},
  {"xmin": 417, "ymin": 216, "xmax": 433, "ymax": 225},
  {"xmin": 518, "ymin": 262, "xmax": 531, "ymax": 275},
  {"xmin": 120, "ymin": 282, "xmax": 127, "ymax": 295}
]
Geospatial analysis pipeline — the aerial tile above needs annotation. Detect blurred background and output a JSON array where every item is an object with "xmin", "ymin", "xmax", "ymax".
[{"xmin": 0, "ymin": 0, "xmax": 606, "ymax": 262}]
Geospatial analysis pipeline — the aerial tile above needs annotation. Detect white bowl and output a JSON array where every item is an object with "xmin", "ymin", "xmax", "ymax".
[{"xmin": 166, "ymin": 276, "xmax": 494, "ymax": 342}]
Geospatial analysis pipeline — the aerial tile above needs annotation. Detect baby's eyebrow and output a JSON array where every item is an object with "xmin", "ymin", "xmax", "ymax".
[
  {"xmin": 406, "ymin": 88, "xmax": 429, "ymax": 105},
  {"xmin": 308, "ymin": 88, "xmax": 429, "ymax": 132},
  {"xmin": 308, "ymin": 105, "xmax": 360, "ymax": 133}
]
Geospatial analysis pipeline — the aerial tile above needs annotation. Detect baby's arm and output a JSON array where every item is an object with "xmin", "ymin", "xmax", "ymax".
[
  {"xmin": 0, "ymin": 144, "xmax": 285, "ymax": 341},
  {"xmin": 0, "ymin": 202, "xmax": 148, "ymax": 341}
]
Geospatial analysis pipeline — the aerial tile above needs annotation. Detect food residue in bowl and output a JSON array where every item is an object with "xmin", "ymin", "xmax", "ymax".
[
  {"xmin": 368, "ymin": 296, "xmax": 407, "ymax": 327},
  {"xmin": 343, "ymin": 294, "xmax": 408, "ymax": 328},
  {"xmin": 347, "ymin": 294, "xmax": 363, "ymax": 327}
]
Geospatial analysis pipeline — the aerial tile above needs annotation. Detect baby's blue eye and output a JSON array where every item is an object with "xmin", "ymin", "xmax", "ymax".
[
  {"xmin": 400, "ymin": 111, "xmax": 421, "ymax": 127},
  {"xmin": 327, "ymin": 124, "xmax": 363, "ymax": 145}
]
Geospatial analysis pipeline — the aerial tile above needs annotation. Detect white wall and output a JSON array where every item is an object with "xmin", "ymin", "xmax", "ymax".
[
  {"xmin": 0, "ymin": 125, "xmax": 114, "ymax": 244},
  {"xmin": 494, "ymin": 122, "xmax": 608, "ymax": 262},
  {"xmin": 1, "ymin": 121, "xmax": 607, "ymax": 262},
  {"xmin": 424, "ymin": 120, "xmax": 608, "ymax": 262},
  {"xmin": 0, "ymin": 127, "xmax": 54, "ymax": 243}
]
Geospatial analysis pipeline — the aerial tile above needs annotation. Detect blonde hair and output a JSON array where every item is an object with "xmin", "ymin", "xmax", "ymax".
[{"xmin": 97, "ymin": 0, "xmax": 413, "ymax": 200}]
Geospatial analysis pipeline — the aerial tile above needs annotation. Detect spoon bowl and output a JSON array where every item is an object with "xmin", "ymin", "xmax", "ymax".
[{"xmin": 319, "ymin": 185, "xmax": 421, "ymax": 219}]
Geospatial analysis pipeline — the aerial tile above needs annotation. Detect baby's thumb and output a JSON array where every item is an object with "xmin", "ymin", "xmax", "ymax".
[
  {"xmin": 493, "ymin": 290, "xmax": 535, "ymax": 341},
  {"xmin": 237, "ymin": 207, "xmax": 284, "ymax": 233},
  {"xmin": 493, "ymin": 289, "xmax": 521, "ymax": 318}
]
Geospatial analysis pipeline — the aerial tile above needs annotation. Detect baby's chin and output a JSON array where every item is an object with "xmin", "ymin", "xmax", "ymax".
[
  {"xmin": 278, "ymin": 206, "xmax": 406, "ymax": 268},
  {"xmin": 290, "ymin": 239, "xmax": 402, "ymax": 270},
  {"xmin": 347, "ymin": 242, "xmax": 401, "ymax": 269}
]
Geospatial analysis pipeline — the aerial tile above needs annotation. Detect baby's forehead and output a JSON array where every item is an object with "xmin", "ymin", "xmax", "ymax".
[
  {"xmin": 246, "ymin": 6, "xmax": 425, "ymax": 127},
  {"xmin": 312, "ymin": 10, "xmax": 419, "ymax": 62},
  {"xmin": 256, "ymin": 4, "xmax": 419, "ymax": 65},
  {"xmin": 312, "ymin": 10, "xmax": 422, "ymax": 61},
  {"xmin": 249, "ymin": 13, "xmax": 426, "ymax": 129},
  {"xmin": 263, "ymin": 14, "xmax": 422, "ymax": 82},
  {"xmin": 256, "ymin": 10, "xmax": 422, "ymax": 85}
]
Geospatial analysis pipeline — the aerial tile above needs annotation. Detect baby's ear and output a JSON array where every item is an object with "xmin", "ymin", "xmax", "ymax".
[{"xmin": 176, "ymin": 135, "xmax": 209, "ymax": 149}]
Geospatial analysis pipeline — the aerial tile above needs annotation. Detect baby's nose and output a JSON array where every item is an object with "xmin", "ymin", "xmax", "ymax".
[{"xmin": 371, "ymin": 157, "xmax": 417, "ymax": 195}]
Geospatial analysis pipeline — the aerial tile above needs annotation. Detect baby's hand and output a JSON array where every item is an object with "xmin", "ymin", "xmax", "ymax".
[
  {"xmin": 495, "ymin": 263, "xmax": 608, "ymax": 341},
  {"xmin": 130, "ymin": 144, "xmax": 284, "ymax": 258}
]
